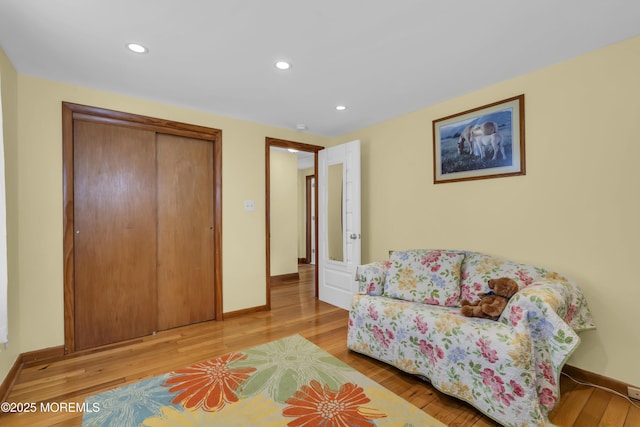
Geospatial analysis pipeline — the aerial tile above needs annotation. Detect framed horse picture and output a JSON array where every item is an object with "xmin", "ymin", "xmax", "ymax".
[{"xmin": 432, "ymin": 94, "xmax": 525, "ymax": 184}]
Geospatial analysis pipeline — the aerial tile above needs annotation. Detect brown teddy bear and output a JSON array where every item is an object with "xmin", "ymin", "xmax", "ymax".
[{"xmin": 460, "ymin": 277, "xmax": 519, "ymax": 320}]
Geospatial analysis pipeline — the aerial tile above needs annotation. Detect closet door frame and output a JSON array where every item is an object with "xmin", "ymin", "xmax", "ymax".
[{"xmin": 62, "ymin": 102, "xmax": 223, "ymax": 354}]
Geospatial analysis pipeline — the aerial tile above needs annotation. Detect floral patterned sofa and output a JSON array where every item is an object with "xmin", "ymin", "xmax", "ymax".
[{"xmin": 347, "ymin": 249, "xmax": 595, "ymax": 427}]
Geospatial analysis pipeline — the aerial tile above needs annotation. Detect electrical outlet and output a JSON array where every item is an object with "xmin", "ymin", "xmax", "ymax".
[
  {"xmin": 629, "ymin": 386, "xmax": 640, "ymax": 401},
  {"xmin": 243, "ymin": 200, "xmax": 255, "ymax": 212}
]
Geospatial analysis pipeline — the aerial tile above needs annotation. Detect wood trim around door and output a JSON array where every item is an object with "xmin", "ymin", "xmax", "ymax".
[
  {"xmin": 305, "ymin": 175, "xmax": 312, "ymax": 264},
  {"xmin": 62, "ymin": 102, "xmax": 223, "ymax": 354},
  {"xmin": 265, "ymin": 138, "xmax": 323, "ymax": 310}
]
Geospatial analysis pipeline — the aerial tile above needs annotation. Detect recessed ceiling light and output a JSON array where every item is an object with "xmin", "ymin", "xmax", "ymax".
[
  {"xmin": 127, "ymin": 43, "xmax": 148, "ymax": 54},
  {"xmin": 336, "ymin": 105, "xmax": 347, "ymax": 111},
  {"xmin": 288, "ymin": 148, "xmax": 299, "ymax": 153},
  {"xmin": 275, "ymin": 61, "xmax": 291, "ymax": 70}
]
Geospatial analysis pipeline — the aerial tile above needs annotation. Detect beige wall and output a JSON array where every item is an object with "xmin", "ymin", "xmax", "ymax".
[
  {"xmin": 0, "ymin": 47, "xmax": 20, "ymax": 383},
  {"xmin": 269, "ymin": 149, "xmax": 299, "ymax": 276},
  {"xmin": 332, "ymin": 35, "xmax": 640, "ymax": 386}
]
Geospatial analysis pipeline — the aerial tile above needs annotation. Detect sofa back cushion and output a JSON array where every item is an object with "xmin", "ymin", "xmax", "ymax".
[
  {"xmin": 383, "ymin": 249, "xmax": 464, "ymax": 306},
  {"xmin": 460, "ymin": 252, "xmax": 554, "ymax": 302}
]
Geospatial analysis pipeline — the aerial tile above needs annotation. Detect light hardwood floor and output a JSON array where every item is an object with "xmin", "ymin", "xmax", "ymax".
[{"xmin": 1, "ymin": 264, "xmax": 638, "ymax": 426}]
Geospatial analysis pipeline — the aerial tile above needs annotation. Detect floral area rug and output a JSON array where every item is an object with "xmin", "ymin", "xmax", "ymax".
[{"xmin": 82, "ymin": 334, "xmax": 446, "ymax": 426}]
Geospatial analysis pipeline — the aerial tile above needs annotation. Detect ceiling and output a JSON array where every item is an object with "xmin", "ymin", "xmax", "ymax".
[{"xmin": 1, "ymin": 1, "xmax": 639, "ymax": 137}]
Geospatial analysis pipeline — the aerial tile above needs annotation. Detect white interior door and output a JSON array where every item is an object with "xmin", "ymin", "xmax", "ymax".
[{"xmin": 318, "ymin": 140, "xmax": 361, "ymax": 310}]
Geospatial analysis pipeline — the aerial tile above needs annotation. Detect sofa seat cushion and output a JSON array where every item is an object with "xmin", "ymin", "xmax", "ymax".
[
  {"xmin": 383, "ymin": 249, "xmax": 464, "ymax": 306},
  {"xmin": 348, "ymin": 294, "xmax": 548, "ymax": 426}
]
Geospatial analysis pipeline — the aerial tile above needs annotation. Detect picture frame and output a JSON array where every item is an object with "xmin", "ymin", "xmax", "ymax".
[{"xmin": 432, "ymin": 94, "xmax": 525, "ymax": 184}]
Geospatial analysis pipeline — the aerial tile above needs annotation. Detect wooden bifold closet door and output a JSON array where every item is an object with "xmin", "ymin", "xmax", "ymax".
[{"xmin": 72, "ymin": 119, "xmax": 215, "ymax": 350}]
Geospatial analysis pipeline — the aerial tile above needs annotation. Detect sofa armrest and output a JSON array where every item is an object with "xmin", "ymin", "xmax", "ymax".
[
  {"xmin": 355, "ymin": 261, "xmax": 390, "ymax": 296},
  {"xmin": 500, "ymin": 279, "xmax": 595, "ymax": 333},
  {"xmin": 499, "ymin": 278, "xmax": 595, "ymax": 410}
]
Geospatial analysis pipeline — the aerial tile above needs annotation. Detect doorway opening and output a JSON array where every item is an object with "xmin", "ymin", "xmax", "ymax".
[
  {"xmin": 265, "ymin": 137, "xmax": 323, "ymax": 310},
  {"xmin": 305, "ymin": 175, "xmax": 316, "ymax": 265}
]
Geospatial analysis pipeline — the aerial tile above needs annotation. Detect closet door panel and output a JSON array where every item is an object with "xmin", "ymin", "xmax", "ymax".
[
  {"xmin": 157, "ymin": 134, "xmax": 215, "ymax": 330},
  {"xmin": 73, "ymin": 120, "xmax": 158, "ymax": 350}
]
